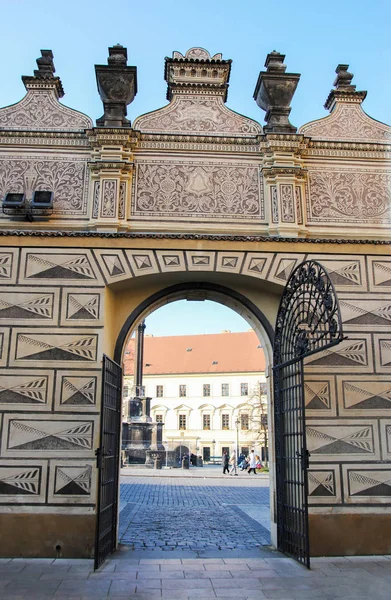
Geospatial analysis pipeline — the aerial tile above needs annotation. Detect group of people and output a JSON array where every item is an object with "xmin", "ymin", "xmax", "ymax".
[{"xmin": 222, "ymin": 449, "xmax": 262, "ymax": 475}]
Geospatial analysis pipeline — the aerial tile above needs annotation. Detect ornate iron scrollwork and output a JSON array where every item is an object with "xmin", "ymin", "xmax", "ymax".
[{"xmin": 274, "ymin": 260, "xmax": 343, "ymax": 368}]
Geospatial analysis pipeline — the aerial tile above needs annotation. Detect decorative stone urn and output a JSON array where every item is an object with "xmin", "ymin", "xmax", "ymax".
[
  {"xmin": 253, "ymin": 51, "xmax": 300, "ymax": 133},
  {"xmin": 95, "ymin": 44, "xmax": 137, "ymax": 127}
]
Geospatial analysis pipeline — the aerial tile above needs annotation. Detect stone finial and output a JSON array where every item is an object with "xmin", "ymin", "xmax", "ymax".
[
  {"xmin": 95, "ymin": 44, "xmax": 137, "ymax": 128},
  {"xmin": 34, "ymin": 50, "xmax": 55, "ymax": 77},
  {"xmin": 333, "ymin": 64, "xmax": 355, "ymax": 90},
  {"xmin": 253, "ymin": 51, "xmax": 300, "ymax": 133},
  {"xmin": 164, "ymin": 48, "xmax": 231, "ymax": 101},
  {"xmin": 22, "ymin": 49, "xmax": 64, "ymax": 98},
  {"xmin": 324, "ymin": 63, "xmax": 367, "ymax": 112}
]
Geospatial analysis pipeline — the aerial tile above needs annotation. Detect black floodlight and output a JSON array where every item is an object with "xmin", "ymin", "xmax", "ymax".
[
  {"xmin": 31, "ymin": 190, "xmax": 53, "ymax": 209},
  {"xmin": 2, "ymin": 192, "xmax": 25, "ymax": 209}
]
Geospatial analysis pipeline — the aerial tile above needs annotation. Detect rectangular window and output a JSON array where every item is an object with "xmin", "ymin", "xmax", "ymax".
[
  {"xmin": 240, "ymin": 414, "xmax": 249, "ymax": 430},
  {"xmin": 179, "ymin": 414, "xmax": 187, "ymax": 430},
  {"xmin": 179, "ymin": 384, "xmax": 186, "ymax": 397},
  {"xmin": 221, "ymin": 383, "xmax": 229, "ymax": 396},
  {"xmin": 203, "ymin": 414, "xmax": 211, "ymax": 430},
  {"xmin": 203, "ymin": 384, "xmax": 211, "ymax": 397},
  {"xmin": 222, "ymin": 414, "xmax": 230, "ymax": 430},
  {"xmin": 240, "ymin": 383, "xmax": 248, "ymax": 396},
  {"xmin": 156, "ymin": 385, "xmax": 163, "ymax": 398},
  {"xmin": 155, "ymin": 414, "xmax": 163, "ymax": 423}
]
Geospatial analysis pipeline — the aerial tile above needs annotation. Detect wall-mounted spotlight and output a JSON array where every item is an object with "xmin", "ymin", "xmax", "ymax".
[
  {"xmin": 2, "ymin": 190, "xmax": 54, "ymax": 221},
  {"xmin": 2, "ymin": 193, "xmax": 26, "ymax": 209}
]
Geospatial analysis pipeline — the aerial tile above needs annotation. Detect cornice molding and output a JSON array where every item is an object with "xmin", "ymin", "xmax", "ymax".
[{"xmin": 0, "ymin": 229, "xmax": 389, "ymax": 245}]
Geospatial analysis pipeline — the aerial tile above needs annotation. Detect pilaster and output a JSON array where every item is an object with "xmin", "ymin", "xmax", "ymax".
[
  {"xmin": 261, "ymin": 134, "xmax": 307, "ymax": 237},
  {"xmin": 87, "ymin": 128, "xmax": 138, "ymax": 231}
]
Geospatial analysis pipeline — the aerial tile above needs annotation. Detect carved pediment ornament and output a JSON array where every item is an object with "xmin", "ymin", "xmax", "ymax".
[
  {"xmin": 0, "ymin": 49, "xmax": 92, "ymax": 132},
  {"xmin": 299, "ymin": 63, "xmax": 391, "ymax": 143},
  {"xmin": 262, "ymin": 166, "xmax": 307, "ymax": 180},
  {"xmin": 300, "ymin": 103, "xmax": 391, "ymax": 143},
  {"xmin": 133, "ymin": 95, "xmax": 262, "ymax": 136},
  {"xmin": 0, "ymin": 89, "xmax": 92, "ymax": 132}
]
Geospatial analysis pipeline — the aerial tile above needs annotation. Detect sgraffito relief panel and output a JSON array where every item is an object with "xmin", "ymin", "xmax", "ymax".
[
  {"xmin": 48, "ymin": 460, "xmax": 96, "ymax": 504},
  {"xmin": 307, "ymin": 169, "xmax": 391, "ymax": 225},
  {"xmin": 0, "ymin": 249, "xmax": 19, "ymax": 285},
  {"xmin": 54, "ymin": 371, "xmax": 101, "ymax": 412},
  {"xmin": 299, "ymin": 103, "xmax": 391, "ymax": 144},
  {"xmin": 133, "ymin": 160, "xmax": 264, "ymax": 220},
  {"xmin": 0, "ymin": 461, "xmax": 47, "ymax": 504},
  {"xmin": 304, "ymin": 375, "xmax": 336, "ymax": 417},
  {"xmin": 0, "ymin": 155, "xmax": 89, "ymax": 218},
  {"xmin": 380, "ymin": 421, "xmax": 391, "ymax": 460},
  {"xmin": 339, "ymin": 295, "xmax": 391, "ymax": 331},
  {"xmin": 0, "ymin": 327, "xmax": 10, "ymax": 367},
  {"xmin": 368, "ymin": 257, "xmax": 391, "ymax": 293},
  {"xmin": 60, "ymin": 289, "xmax": 103, "ymax": 327},
  {"xmin": 241, "ymin": 253, "xmax": 274, "ymax": 280},
  {"xmin": 9, "ymin": 329, "xmax": 100, "ymax": 368},
  {"xmin": 19, "ymin": 249, "xmax": 104, "ymax": 286},
  {"xmin": 0, "ymin": 370, "xmax": 54, "ymax": 412},
  {"xmin": 0, "ymin": 89, "xmax": 93, "ymax": 132},
  {"xmin": 0, "ymin": 288, "xmax": 60, "ymax": 326},
  {"xmin": 268, "ymin": 254, "xmax": 306, "ymax": 286},
  {"xmin": 306, "ymin": 255, "xmax": 367, "ymax": 292},
  {"xmin": 155, "ymin": 250, "xmax": 187, "ymax": 274},
  {"xmin": 1, "ymin": 414, "xmax": 98, "ymax": 458},
  {"xmin": 306, "ymin": 420, "xmax": 380, "ymax": 462},
  {"xmin": 375, "ymin": 334, "xmax": 391, "ymax": 373},
  {"xmin": 308, "ymin": 466, "xmax": 341, "ymax": 505},
  {"xmin": 305, "ymin": 334, "xmax": 373, "ymax": 373},
  {"xmin": 93, "ymin": 249, "xmax": 132, "ymax": 284},
  {"xmin": 338, "ymin": 376, "xmax": 391, "ymax": 417},
  {"xmin": 216, "ymin": 252, "xmax": 246, "ymax": 275},
  {"xmin": 343, "ymin": 464, "xmax": 391, "ymax": 504},
  {"xmin": 133, "ymin": 95, "xmax": 262, "ymax": 136},
  {"xmin": 124, "ymin": 250, "xmax": 159, "ymax": 277}
]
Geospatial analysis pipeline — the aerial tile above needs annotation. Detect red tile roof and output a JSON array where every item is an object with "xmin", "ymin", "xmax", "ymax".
[{"xmin": 123, "ymin": 331, "xmax": 265, "ymax": 376}]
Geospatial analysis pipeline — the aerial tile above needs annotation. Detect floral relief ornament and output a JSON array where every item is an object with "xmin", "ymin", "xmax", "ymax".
[
  {"xmin": 0, "ymin": 90, "xmax": 92, "ymax": 131},
  {"xmin": 134, "ymin": 162, "xmax": 263, "ymax": 218},
  {"xmin": 308, "ymin": 170, "xmax": 391, "ymax": 223},
  {"xmin": 134, "ymin": 96, "xmax": 261, "ymax": 136},
  {"xmin": 0, "ymin": 157, "xmax": 87, "ymax": 215}
]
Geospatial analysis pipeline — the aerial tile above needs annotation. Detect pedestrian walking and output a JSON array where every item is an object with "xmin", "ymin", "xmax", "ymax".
[
  {"xmin": 222, "ymin": 450, "xmax": 230, "ymax": 474},
  {"xmin": 229, "ymin": 449, "xmax": 236, "ymax": 475},
  {"xmin": 248, "ymin": 449, "xmax": 257, "ymax": 474}
]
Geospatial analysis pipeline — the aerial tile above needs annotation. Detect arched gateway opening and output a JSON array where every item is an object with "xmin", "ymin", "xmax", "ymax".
[{"xmin": 95, "ymin": 264, "xmax": 342, "ymax": 569}]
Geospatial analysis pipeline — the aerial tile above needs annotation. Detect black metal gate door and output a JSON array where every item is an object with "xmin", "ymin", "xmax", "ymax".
[
  {"xmin": 94, "ymin": 355, "xmax": 122, "ymax": 570},
  {"xmin": 273, "ymin": 260, "xmax": 343, "ymax": 568}
]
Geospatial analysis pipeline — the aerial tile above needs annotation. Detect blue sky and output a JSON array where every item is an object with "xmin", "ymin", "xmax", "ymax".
[
  {"xmin": 0, "ymin": 0, "xmax": 390, "ymax": 128},
  {"xmin": 1, "ymin": 0, "xmax": 389, "ymax": 336}
]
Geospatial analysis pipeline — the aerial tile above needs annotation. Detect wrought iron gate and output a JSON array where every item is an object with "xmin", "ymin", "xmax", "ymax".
[
  {"xmin": 273, "ymin": 260, "xmax": 343, "ymax": 567},
  {"xmin": 94, "ymin": 355, "xmax": 122, "ymax": 570}
]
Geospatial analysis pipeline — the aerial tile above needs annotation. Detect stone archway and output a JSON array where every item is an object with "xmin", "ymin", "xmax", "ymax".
[{"xmin": 112, "ymin": 279, "xmax": 280, "ymax": 548}]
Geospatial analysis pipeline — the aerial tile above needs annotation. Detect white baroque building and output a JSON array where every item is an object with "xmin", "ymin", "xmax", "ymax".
[{"xmin": 123, "ymin": 330, "xmax": 267, "ymax": 462}]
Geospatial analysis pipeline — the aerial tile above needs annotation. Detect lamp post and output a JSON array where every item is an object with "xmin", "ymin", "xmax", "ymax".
[
  {"xmin": 234, "ymin": 418, "xmax": 240, "ymax": 476},
  {"xmin": 212, "ymin": 439, "xmax": 216, "ymax": 464},
  {"xmin": 164, "ymin": 440, "xmax": 168, "ymax": 469}
]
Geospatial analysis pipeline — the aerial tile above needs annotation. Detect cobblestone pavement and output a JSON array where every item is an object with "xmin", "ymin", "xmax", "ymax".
[
  {"xmin": 118, "ymin": 468, "xmax": 271, "ymax": 552},
  {"xmin": 2, "ymin": 469, "xmax": 390, "ymax": 598},
  {"xmin": 1, "ymin": 555, "xmax": 391, "ymax": 599}
]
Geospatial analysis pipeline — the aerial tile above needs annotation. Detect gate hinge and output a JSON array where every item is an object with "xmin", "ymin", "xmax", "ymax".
[
  {"xmin": 296, "ymin": 449, "xmax": 310, "ymax": 470},
  {"xmin": 95, "ymin": 447, "xmax": 102, "ymax": 469}
]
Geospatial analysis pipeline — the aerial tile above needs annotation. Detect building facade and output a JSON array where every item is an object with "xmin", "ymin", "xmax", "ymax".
[
  {"xmin": 0, "ymin": 45, "xmax": 390, "ymax": 558},
  {"xmin": 123, "ymin": 331, "xmax": 267, "ymax": 462}
]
